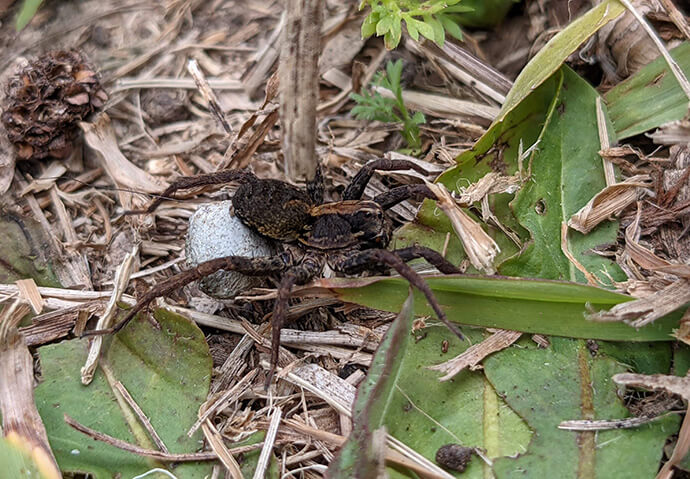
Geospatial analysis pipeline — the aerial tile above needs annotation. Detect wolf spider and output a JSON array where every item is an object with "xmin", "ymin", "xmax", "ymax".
[{"xmin": 89, "ymin": 159, "xmax": 464, "ymax": 383}]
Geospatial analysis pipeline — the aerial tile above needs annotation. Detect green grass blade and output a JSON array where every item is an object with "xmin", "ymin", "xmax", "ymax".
[
  {"xmin": 313, "ymin": 275, "xmax": 680, "ymax": 341},
  {"xmin": 605, "ymin": 42, "xmax": 690, "ymax": 139}
]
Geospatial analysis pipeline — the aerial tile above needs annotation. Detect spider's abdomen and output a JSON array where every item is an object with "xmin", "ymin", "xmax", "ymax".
[{"xmin": 232, "ymin": 178, "xmax": 313, "ymax": 241}]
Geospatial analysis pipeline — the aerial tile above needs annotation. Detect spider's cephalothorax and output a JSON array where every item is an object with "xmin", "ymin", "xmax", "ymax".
[{"xmin": 91, "ymin": 159, "xmax": 465, "ymax": 384}]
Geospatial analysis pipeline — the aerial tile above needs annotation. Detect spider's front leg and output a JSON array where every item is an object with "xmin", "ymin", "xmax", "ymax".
[
  {"xmin": 83, "ymin": 253, "xmax": 292, "ymax": 336},
  {"xmin": 330, "ymin": 248, "xmax": 464, "ymax": 340},
  {"xmin": 133, "ymin": 169, "xmax": 258, "ymax": 214},
  {"xmin": 343, "ymin": 158, "xmax": 431, "ymax": 200}
]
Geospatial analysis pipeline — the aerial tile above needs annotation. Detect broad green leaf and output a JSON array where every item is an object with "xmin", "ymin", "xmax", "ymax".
[
  {"xmin": 500, "ymin": 0, "xmax": 624, "ymax": 121},
  {"xmin": 404, "ymin": 16, "xmax": 420, "ymax": 41},
  {"xmin": 314, "ymin": 275, "xmax": 680, "ymax": 341},
  {"xmin": 35, "ymin": 309, "xmax": 213, "ymax": 478},
  {"xmin": 605, "ymin": 42, "xmax": 690, "ymax": 139},
  {"xmin": 0, "ymin": 437, "xmax": 50, "ymax": 478},
  {"xmin": 500, "ymin": 67, "xmax": 623, "ymax": 283},
  {"xmin": 0, "ymin": 213, "xmax": 60, "ymax": 287},
  {"xmin": 15, "ymin": 0, "xmax": 43, "ymax": 31},
  {"xmin": 384, "ymin": 325, "xmax": 531, "ymax": 478},
  {"xmin": 328, "ymin": 291, "xmax": 416, "ymax": 477},
  {"xmin": 484, "ymin": 337, "xmax": 679, "ymax": 478},
  {"xmin": 328, "ymin": 292, "xmax": 532, "ymax": 479},
  {"xmin": 393, "ymin": 73, "xmax": 556, "ymax": 268}
]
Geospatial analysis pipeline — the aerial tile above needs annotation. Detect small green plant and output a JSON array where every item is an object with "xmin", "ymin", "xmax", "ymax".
[
  {"xmin": 359, "ymin": 0, "xmax": 472, "ymax": 49},
  {"xmin": 351, "ymin": 59, "xmax": 426, "ymax": 150}
]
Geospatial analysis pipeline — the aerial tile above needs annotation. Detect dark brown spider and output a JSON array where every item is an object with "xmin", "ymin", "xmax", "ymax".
[{"xmin": 87, "ymin": 159, "xmax": 464, "ymax": 383}]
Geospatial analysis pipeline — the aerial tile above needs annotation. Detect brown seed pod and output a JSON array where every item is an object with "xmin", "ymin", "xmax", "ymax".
[{"xmin": 1, "ymin": 50, "xmax": 108, "ymax": 160}]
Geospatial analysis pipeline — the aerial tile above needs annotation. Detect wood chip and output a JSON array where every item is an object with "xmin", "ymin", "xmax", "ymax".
[
  {"xmin": 428, "ymin": 330, "xmax": 522, "ymax": 381},
  {"xmin": 15, "ymin": 279, "xmax": 44, "ymax": 314}
]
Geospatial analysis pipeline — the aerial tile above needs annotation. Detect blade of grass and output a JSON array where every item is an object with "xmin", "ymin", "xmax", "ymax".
[{"xmin": 307, "ymin": 275, "xmax": 681, "ymax": 341}]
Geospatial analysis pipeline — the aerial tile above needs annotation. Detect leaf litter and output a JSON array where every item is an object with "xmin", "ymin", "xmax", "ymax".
[{"xmin": 0, "ymin": 0, "xmax": 690, "ymax": 478}]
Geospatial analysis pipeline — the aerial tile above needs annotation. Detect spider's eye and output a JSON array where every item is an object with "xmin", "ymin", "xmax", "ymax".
[{"xmin": 363, "ymin": 211, "xmax": 372, "ymax": 218}]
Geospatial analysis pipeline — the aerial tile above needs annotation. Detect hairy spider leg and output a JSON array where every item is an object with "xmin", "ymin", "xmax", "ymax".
[
  {"xmin": 373, "ymin": 184, "xmax": 438, "ymax": 209},
  {"xmin": 82, "ymin": 253, "xmax": 292, "ymax": 337},
  {"xmin": 330, "ymin": 248, "xmax": 465, "ymax": 341},
  {"xmin": 267, "ymin": 250, "xmax": 325, "ymax": 386},
  {"xmin": 133, "ymin": 169, "xmax": 258, "ymax": 214},
  {"xmin": 343, "ymin": 158, "xmax": 432, "ymax": 200}
]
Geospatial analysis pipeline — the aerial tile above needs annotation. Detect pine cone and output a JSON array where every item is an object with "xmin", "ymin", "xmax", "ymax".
[{"xmin": 1, "ymin": 50, "xmax": 108, "ymax": 160}]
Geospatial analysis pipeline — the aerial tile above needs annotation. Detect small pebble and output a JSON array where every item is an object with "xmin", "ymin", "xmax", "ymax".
[{"xmin": 186, "ymin": 201, "xmax": 276, "ymax": 298}]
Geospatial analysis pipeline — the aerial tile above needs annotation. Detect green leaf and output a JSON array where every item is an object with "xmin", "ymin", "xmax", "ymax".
[
  {"xmin": 407, "ymin": 16, "xmax": 435, "ymax": 42},
  {"xmin": 485, "ymin": 337, "xmax": 679, "ymax": 478},
  {"xmin": 385, "ymin": 15, "xmax": 403, "ymax": 49},
  {"xmin": 605, "ymin": 42, "xmax": 690, "ymax": 139},
  {"xmin": 385, "ymin": 59, "xmax": 403, "ymax": 95},
  {"xmin": 314, "ymin": 275, "xmax": 681, "ymax": 341},
  {"xmin": 376, "ymin": 13, "xmax": 393, "ymax": 36},
  {"xmin": 394, "ymin": 71, "xmax": 558, "ymax": 269},
  {"xmin": 0, "ymin": 437, "xmax": 49, "ymax": 478},
  {"xmin": 403, "ymin": 15, "xmax": 419, "ymax": 41},
  {"xmin": 446, "ymin": 0, "xmax": 508, "ymax": 27},
  {"xmin": 328, "ymin": 291, "xmax": 416, "ymax": 477},
  {"xmin": 411, "ymin": 110, "xmax": 426, "ymax": 125},
  {"xmin": 424, "ymin": 14, "xmax": 446, "ymax": 46},
  {"xmin": 500, "ymin": 67, "xmax": 622, "ymax": 283},
  {"xmin": 35, "ymin": 309, "xmax": 213, "ymax": 478},
  {"xmin": 15, "ymin": 0, "xmax": 43, "ymax": 31},
  {"xmin": 361, "ymin": 12, "xmax": 379, "ymax": 38},
  {"xmin": 438, "ymin": 13, "xmax": 463, "ymax": 41},
  {"xmin": 384, "ymin": 324, "xmax": 531, "ymax": 477},
  {"xmin": 329, "ymin": 292, "xmax": 532, "ymax": 478},
  {"xmin": 500, "ymin": 0, "xmax": 624, "ymax": 122}
]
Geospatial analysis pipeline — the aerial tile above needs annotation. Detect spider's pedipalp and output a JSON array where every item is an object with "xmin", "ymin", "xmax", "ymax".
[
  {"xmin": 330, "ymin": 248, "xmax": 464, "ymax": 341},
  {"xmin": 343, "ymin": 158, "xmax": 431, "ymax": 200},
  {"xmin": 306, "ymin": 162, "xmax": 325, "ymax": 205}
]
